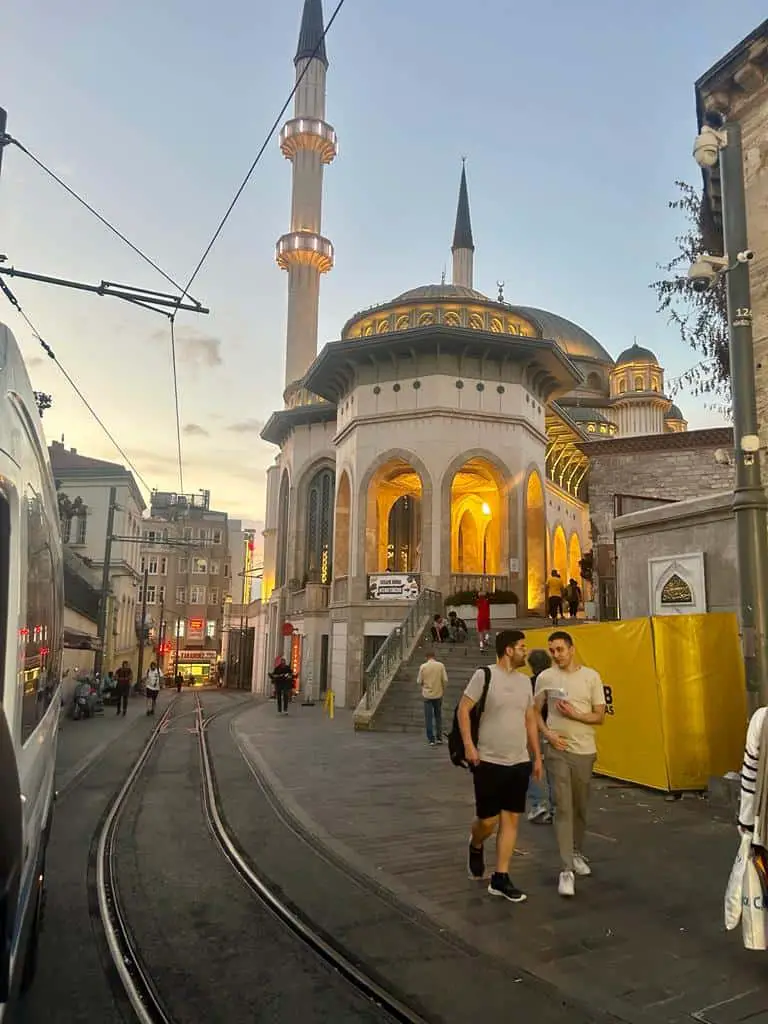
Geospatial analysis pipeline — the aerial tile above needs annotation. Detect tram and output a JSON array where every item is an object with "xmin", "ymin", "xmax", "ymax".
[{"xmin": 0, "ymin": 321, "xmax": 63, "ymax": 1014}]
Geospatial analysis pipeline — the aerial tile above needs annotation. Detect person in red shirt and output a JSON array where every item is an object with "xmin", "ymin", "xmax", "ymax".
[{"xmin": 475, "ymin": 590, "xmax": 491, "ymax": 651}]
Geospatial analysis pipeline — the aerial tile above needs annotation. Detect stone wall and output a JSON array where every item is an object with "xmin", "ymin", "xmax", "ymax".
[
  {"xmin": 613, "ymin": 492, "xmax": 736, "ymax": 619},
  {"xmin": 585, "ymin": 428, "xmax": 735, "ymax": 546}
]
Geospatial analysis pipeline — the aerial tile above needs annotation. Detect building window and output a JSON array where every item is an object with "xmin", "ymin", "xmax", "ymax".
[
  {"xmin": 305, "ymin": 468, "xmax": 334, "ymax": 584},
  {"xmin": 176, "ymin": 586, "xmax": 187, "ymax": 604},
  {"xmin": 651, "ymin": 376, "xmax": 660, "ymax": 392},
  {"xmin": 178, "ymin": 557, "xmax": 189, "ymax": 573},
  {"xmin": 213, "ymin": 529, "xmax": 223, "ymax": 545},
  {"xmin": 209, "ymin": 587, "xmax": 219, "ymax": 605},
  {"xmin": 618, "ymin": 379, "xmax": 627, "ymax": 394},
  {"xmin": 145, "ymin": 585, "xmax": 156, "ymax": 605},
  {"xmin": 140, "ymin": 556, "xmax": 146, "ymax": 572},
  {"xmin": 138, "ymin": 586, "xmax": 144, "ymax": 603},
  {"xmin": 158, "ymin": 585, "xmax": 166, "ymax": 604},
  {"xmin": 162, "ymin": 528, "xmax": 169, "ymax": 541},
  {"xmin": 209, "ymin": 560, "xmax": 220, "ymax": 575},
  {"xmin": 634, "ymin": 375, "xmax": 644, "ymax": 391},
  {"xmin": 206, "ymin": 620, "xmax": 217, "ymax": 639},
  {"xmin": 224, "ymin": 563, "xmax": 230, "ymax": 578},
  {"xmin": 146, "ymin": 530, "xmax": 157, "ymax": 543},
  {"xmin": 276, "ymin": 471, "xmax": 290, "ymax": 587},
  {"xmin": 199, "ymin": 529, "xmax": 209, "ymax": 544},
  {"xmin": 192, "ymin": 557, "xmax": 208, "ymax": 574},
  {"xmin": 190, "ymin": 585, "xmax": 206, "ymax": 604},
  {"xmin": 160, "ymin": 556, "xmax": 167, "ymax": 575},
  {"xmin": 183, "ymin": 527, "xmax": 192, "ymax": 542},
  {"xmin": 175, "ymin": 619, "xmax": 185, "ymax": 638},
  {"xmin": 148, "ymin": 556, "xmax": 158, "ymax": 574}
]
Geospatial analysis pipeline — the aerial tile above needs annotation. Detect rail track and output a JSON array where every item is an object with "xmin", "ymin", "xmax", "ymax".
[{"xmin": 93, "ymin": 692, "xmax": 429, "ymax": 1024}]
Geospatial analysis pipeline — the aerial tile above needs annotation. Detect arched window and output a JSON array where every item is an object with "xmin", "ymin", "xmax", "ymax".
[
  {"xmin": 634, "ymin": 375, "xmax": 644, "ymax": 391},
  {"xmin": 275, "ymin": 472, "xmax": 290, "ymax": 587},
  {"xmin": 587, "ymin": 372, "xmax": 602, "ymax": 391},
  {"xmin": 305, "ymin": 468, "xmax": 334, "ymax": 584},
  {"xmin": 618, "ymin": 379, "xmax": 627, "ymax": 394},
  {"xmin": 651, "ymin": 375, "xmax": 660, "ymax": 392},
  {"xmin": 387, "ymin": 495, "xmax": 421, "ymax": 572}
]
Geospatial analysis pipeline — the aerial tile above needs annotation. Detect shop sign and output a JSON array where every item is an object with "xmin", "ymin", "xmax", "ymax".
[
  {"xmin": 187, "ymin": 617, "xmax": 205, "ymax": 642},
  {"xmin": 367, "ymin": 573, "xmax": 420, "ymax": 600},
  {"xmin": 178, "ymin": 649, "xmax": 217, "ymax": 661}
]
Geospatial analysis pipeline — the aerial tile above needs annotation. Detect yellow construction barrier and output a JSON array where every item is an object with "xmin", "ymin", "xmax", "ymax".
[
  {"xmin": 521, "ymin": 614, "xmax": 746, "ymax": 791},
  {"xmin": 324, "ymin": 688, "xmax": 335, "ymax": 720}
]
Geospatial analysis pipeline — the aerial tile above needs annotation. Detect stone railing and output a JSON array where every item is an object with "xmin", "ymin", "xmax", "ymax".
[
  {"xmin": 353, "ymin": 588, "xmax": 442, "ymax": 730},
  {"xmin": 449, "ymin": 574, "xmax": 509, "ymax": 595}
]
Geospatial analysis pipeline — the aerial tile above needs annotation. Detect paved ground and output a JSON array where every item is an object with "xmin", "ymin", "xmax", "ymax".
[{"xmin": 235, "ymin": 699, "xmax": 768, "ymax": 1024}]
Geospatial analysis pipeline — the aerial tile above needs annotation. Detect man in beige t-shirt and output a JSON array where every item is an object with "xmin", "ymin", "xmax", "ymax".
[
  {"xmin": 534, "ymin": 630, "xmax": 606, "ymax": 898},
  {"xmin": 417, "ymin": 650, "xmax": 448, "ymax": 746}
]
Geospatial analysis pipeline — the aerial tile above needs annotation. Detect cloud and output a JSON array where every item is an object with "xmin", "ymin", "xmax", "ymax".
[
  {"xmin": 151, "ymin": 326, "xmax": 223, "ymax": 369},
  {"xmin": 183, "ymin": 423, "xmax": 209, "ymax": 437},
  {"xmin": 227, "ymin": 418, "xmax": 264, "ymax": 434}
]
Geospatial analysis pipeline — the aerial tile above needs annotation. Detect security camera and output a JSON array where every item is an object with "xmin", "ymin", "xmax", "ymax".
[
  {"xmin": 693, "ymin": 112, "xmax": 728, "ymax": 169},
  {"xmin": 713, "ymin": 449, "xmax": 732, "ymax": 466},
  {"xmin": 688, "ymin": 253, "xmax": 728, "ymax": 292},
  {"xmin": 737, "ymin": 250, "xmax": 755, "ymax": 263}
]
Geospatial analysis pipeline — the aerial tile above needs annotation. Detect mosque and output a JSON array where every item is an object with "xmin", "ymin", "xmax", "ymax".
[{"xmin": 258, "ymin": 0, "xmax": 689, "ymax": 707}]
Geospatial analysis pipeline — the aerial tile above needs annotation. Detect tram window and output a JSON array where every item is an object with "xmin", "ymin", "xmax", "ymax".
[{"xmin": 21, "ymin": 481, "xmax": 58, "ymax": 744}]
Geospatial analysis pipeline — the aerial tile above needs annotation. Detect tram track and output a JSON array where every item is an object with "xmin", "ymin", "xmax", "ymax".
[{"xmin": 93, "ymin": 691, "xmax": 430, "ymax": 1024}]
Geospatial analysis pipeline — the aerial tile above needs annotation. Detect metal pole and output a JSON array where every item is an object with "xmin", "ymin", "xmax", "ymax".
[
  {"xmin": 94, "ymin": 487, "xmax": 117, "ymax": 677},
  {"xmin": 157, "ymin": 597, "xmax": 165, "ymax": 676},
  {"xmin": 136, "ymin": 567, "xmax": 149, "ymax": 690},
  {"xmin": 0, "ymin": 109, "xmax": 7, "ymax": 182},
  {"xmin": 173, "ymin": 616, "xmax": 181, "ymax": 679},
  {"xmin": 720, "ymin": 120, "xmax": 768, "ymax": 708}
]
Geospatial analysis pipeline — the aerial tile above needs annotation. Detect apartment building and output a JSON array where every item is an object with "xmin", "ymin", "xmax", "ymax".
[
  {"xmin": 139, "ymin": 490, "xmax": 232, "ymax": 682},
  {"xmin": 50, "ymin": 440, "xmax": 146, "ymax": 672}
]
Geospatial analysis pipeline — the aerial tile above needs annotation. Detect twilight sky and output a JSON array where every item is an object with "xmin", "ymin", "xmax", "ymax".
[{"xmin": 2, "ymin": 1, "xmax": 764, "ymax": 525}]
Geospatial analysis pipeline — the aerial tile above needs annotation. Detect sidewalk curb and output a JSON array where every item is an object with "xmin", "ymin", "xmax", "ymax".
[{"xmin": 232, "ymin": 705, "xmax": 654, "ymax": 1024}]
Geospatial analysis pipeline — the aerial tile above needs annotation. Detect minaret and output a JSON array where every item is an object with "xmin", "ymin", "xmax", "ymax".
[
  {"xmin": 276, "ymin": 0, "xmax": 337, "ymax": 400},
  {"xmin": 451, "ymin": 161, "xmax": 475, "ymax": 289}
]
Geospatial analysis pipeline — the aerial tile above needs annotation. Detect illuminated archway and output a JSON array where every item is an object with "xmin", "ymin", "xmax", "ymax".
[
  {"xmin": 365, "ymin": 459, "xmax": 423, "ymax": 573},
  {"xmin": 568, "ymin": 532, "xmax": 582, "ymax": 583},
  {"xmin": 450, "ymin": 458, "xmax": 503, "ymax": 578},
  {"xmin": 553, "ymin": 525, "xmax": 568, "ymax": 581},
  {"xmin": 334, "ymin": 471, "xmax": 351, "ymax": 578},
  {"xmin": 275, "ymin": 470, "xmax": 290, "ymax": 587},
  {"xmin": 525, "ymin": 470, "xmax": 546, "ymax": 610},
  {"xmin": 304, "ymin": 467, "xmax": 334, "ymax": 583}
]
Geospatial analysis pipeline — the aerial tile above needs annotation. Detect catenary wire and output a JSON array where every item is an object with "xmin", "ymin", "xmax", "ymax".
[
  {"xmin": 174, "ymin": 0, "xmax": 349, "ymax": 309},
  {"xmin": 3, "ymin": 135, "xmax": 195, "ymax": 302},
  {"xmin": 0, "ymin": 277, "xmax": 152, "ymax": 493}
]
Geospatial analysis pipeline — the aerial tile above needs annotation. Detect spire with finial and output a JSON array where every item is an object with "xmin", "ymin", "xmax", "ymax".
[
  {"xmin": 295, "ymin": 0, "xmax": 328, "ymax": 68},
  {"xmin": 497, "ymin": 281, "xmax": 505, "ymax": 303},
  {"xmin": 452, "ymin": 159, "xmax": 475, "ymax": 289}
]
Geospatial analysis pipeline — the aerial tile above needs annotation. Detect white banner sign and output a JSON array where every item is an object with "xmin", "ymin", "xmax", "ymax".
[{"xmin": 367, "ymin": 573, "xmax": 420, "ymax": 601}]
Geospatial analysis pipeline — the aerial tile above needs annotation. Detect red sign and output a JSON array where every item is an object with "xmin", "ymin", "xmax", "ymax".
[
  {"xmin": 281, "ymin": 621, "xmax": 294, "ymax": 637},
  {"xmin": 188, "ymin": 618, "xmax": 205, "ymax": 642}
]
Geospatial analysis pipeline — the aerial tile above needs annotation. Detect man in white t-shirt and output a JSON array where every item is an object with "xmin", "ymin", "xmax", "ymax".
[
  {"xmin": 458, "ymin": 629, "xmax": 543, "ymax": 904},
  {"xmin": 144, "ymin": 661, "xmax": 162, "ymax": 716},
  {"xmin": 534, "ymin": 631, "xmax": 606, "ymax": 898}
]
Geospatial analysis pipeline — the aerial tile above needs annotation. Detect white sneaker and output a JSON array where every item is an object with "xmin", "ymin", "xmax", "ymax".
[
  {"xmin": 573, "ymin": 853, "xmax": 591, "ymax": 877},
  {"xmin": 558, "ymin": 870, "xmax": 575, "ymax": 897}
]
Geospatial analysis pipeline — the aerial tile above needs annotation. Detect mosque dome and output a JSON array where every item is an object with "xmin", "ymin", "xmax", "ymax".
[
  {"xmin": 615, "ymin": 343, "xmax": 658, "ymax": 366},
  {"xmin": 666, "ymin": 403, "xmax": 684, "ymax": 420},
  {"xmin": 341, "ymin": 284, "xmax": 614, "ymax": 366}
]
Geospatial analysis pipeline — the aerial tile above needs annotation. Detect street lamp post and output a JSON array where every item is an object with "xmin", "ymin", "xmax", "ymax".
[{"xmin": 695, "ymin": 113, "xmax": 768, "ymax": 706}]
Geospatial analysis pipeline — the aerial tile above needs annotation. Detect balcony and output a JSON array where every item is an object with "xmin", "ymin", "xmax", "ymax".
[
  {"xmin": 280, "ymin": 117, "xmax": 338, "ymax": 164},
  {"xmin": 287, "ymin": 584, "xmax": 330, "ymax": 616},
  {"xmin": 275, "ymin": 231, "xmax": 334, "ymax": 274},
  {"xmin": 448, "ymin": 574, "xmax": 511, "ymax": 597},
  {"xmin": 332, "ymin": 576, "xmax": 348, "ymax": 604}
]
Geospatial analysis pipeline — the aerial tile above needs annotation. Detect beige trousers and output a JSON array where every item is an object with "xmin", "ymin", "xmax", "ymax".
[{"xmin": 546, "ymin": 747, "xmax": 596, "ymax": 871}]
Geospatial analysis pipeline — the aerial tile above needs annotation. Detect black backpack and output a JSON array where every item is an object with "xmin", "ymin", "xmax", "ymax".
[{"xmin": 447, "ymin": 666, "xmax": 492, "ymax": 767}]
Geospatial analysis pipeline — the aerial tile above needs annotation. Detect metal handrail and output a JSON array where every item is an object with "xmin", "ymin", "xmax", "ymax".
[{"xmin": 363, "ymin": 588, "xmax": 442, "ymax": 711}]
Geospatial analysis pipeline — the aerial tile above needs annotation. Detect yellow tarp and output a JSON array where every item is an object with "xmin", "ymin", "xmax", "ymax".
[{"xmin": 521, "ymin": 613, "xmax": 746, "ymax": 791}]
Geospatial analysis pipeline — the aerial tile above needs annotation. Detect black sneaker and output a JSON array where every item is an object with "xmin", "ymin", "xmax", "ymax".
[
  {"xmin": 488, "ymin": 873, "xmax": 527, "ymax": 903},
  {"xmin": 468, "ymin": 838, "xmax": 485, "ymax": 880}
]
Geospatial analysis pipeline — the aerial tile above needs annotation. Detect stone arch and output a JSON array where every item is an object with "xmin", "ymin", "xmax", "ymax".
[
  {"xmin": 445, "ymin": 454, "xmax": 510, "ymax": 580},
  {"xmin": 334, "ymin": 470, "xmax": 352, "ymax": 579},
  {"xmin": 552, "ymin": 523, "xmax": 568, "ymax": 581},
  {"xmin": 357, "ymin": 449, "xmax": 433, "ymax": 577},
  {"xmin": 568, "ymin": 531, "xmax": 582, "ymax": 583},
  {"xmin": 275, "ymin": 469, "xmax": 290, "ymax": 588},
  {"xmin": 525, "ymin": 468, "xmax": 546, "ymax": 612}
]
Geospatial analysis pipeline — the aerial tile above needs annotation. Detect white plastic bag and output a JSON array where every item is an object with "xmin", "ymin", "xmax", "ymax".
[
  {"xmin": 742, "ymin": 854, "xmax": 768, "ymax": 950},
  {"xmin": 725, "ymin": 832, "xmax": 751, "ymax": 930}
]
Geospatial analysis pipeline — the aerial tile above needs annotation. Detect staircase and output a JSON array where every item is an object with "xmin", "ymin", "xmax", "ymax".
[{"xmin": 367, "ymin": 615, "xmax": 556, "ymax": 733}]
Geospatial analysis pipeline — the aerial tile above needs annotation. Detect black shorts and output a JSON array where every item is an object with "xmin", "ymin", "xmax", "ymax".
[
  {"xmin": 147, "ymin": 688, "xmax": 159, "ymax": 702},
  {"xmin": 472, "ymin": 760, "xmax": 532, "ymax": 819}
]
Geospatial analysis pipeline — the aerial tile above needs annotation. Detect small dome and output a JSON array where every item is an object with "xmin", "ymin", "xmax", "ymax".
[
  {"xmin": 666, "ymin": 404, "xmax": 685, "ymax": 420},
  {"xmin": 393, "ymin": 283, "xmax": 490, "ymax": 302},
  {"xmin": 615, "ymin": 342, "xmax": 658, "ymax": 366}
]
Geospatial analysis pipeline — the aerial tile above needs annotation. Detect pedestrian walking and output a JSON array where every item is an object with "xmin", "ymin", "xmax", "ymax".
[
  {"xmin": 144, "ymin": 662, "xmax": 162, "ymax": 715},
  {"xmin": 458, "ymin": 629, "xmax": 543, "ymax": 903},
  {"xmin": 417, "ymin": 649, "xmax": 448, "ymax": 746},
  {"xmin": 733, "ymin": 704, "xmax": 768, "ymax": 948},
  {"xmin": 114, "ymin": 660, "xmax": 132, "ymax": 716},
  {"xmin": 526, "ymin": 649, "xmax": 555, "ymax": 824},
  {"xmin": 534, "ymin": 631, "xmax": 606, "ymax": 898},
  {"xmin": 475, "ymin": 590, "xmax": 491, "ymax": 651},
  {"xmin": 175, "ymin": 672, "xmax": 183, "ymax": 694},
  {"xmin": 269, "ymin": 656, "xmax": 295, "ymax": 714},
  {"xmin": 545, "ymin": 571, "xmax": 565, "ymax": 626},
  {"xmin": 565, "ymin": 578, "xmax": 582, "ymax": 619}
]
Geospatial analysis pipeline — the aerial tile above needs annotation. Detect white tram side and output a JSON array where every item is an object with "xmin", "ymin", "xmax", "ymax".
[{"xmin": 0, "ymin": 322, "xmax": 63, "ymax": 1016}]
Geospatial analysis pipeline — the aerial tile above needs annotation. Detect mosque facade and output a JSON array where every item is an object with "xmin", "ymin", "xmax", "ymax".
[{"xmin": 258, "ymin": 0, "xmax": 689, "ymax": 707}]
